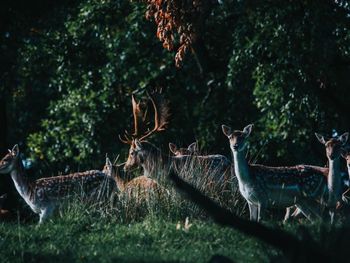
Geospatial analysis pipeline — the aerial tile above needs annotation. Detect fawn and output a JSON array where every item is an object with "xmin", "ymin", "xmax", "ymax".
[{"xmin": 102, "ymin": 156, "xmax": 163, "ymax": 201}]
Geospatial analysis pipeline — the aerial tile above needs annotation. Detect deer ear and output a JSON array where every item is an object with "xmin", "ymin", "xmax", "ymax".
[
  {"xmin": 243, "ymin": 124, "xmax": 253, "ymax": 137},
  {"xmin": 105, "ymin": 156, "xmax": 112, "ymax": 167},
  {"xmin": 187, "ymin": 142, "xmax": 197, "ymax": 152},
  {"xmin": 222, "ymin": 125, "xmax": 232, "ymax": 137},
  {"xmin": 339, "ymin": 132, "xmax": 349, "ymax": 145},
  {"xmin": 341, "ymin": 148, "xmax": 348, "ymax": 159},
  {"xmin": 315, "ymin": 133, "xmax": 326, "ymax": 144},
  {"xmin": 11, "ymin": 144, "xmax": 19, "ymax": 157},
  {"xmin": 169, "ymin": 143, "xmax": 177, "ymax": 154}
]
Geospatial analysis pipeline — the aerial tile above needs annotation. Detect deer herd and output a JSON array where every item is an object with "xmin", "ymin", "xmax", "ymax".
[{"xmin": 0, "ymin": 91, "xmax": 349, "ymax": 225}]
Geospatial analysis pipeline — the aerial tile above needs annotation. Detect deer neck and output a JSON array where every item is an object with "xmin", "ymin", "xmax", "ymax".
[
  {"xmin": 141, "ymin": 142, "xmax": 166, "ymax": 177},
  {"xmin": 10, "ymin": 158, "xmax": 31, "ymax": 201},
  {"xmin": 114, "ymin": 174, "xmax": 127, "ymax": 192},
  {"xmin": 232, "ymin": 150, "xmax": 252, "ymax": 186},
  {"xmin": 327, "ymin": 157, "xmax": 342, "ymax": 203}
]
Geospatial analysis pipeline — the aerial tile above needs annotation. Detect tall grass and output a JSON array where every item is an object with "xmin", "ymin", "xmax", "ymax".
[{"xmin": 49, "ymin": 154, "xmax": 246, "ymax": 225}]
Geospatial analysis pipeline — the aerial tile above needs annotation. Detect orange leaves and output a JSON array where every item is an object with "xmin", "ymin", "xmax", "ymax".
[{"xmin": 140, "ymin": 0, "xmax": 204, "ymax": 67}]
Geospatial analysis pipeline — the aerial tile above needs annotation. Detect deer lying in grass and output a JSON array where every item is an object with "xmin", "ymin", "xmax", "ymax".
[
  {"xmin": 0, "ymin": 145, "xmax": 116, "ymax": 224},
  {"xmin": 120, "ymin": 92, "xmax": 232, "ymax": 193},
  {"xmin": 169, "ymin": 142, "xmax": 198, "ymax": 156},
  {"xmin": 0, "ymin": 194, "xmax": 12, "ymax": 220},
  {"xmin": 102, "ymin": 157, "xmax": 164, "ymax": 201},
  {"xmin": 169, "ymin": 142, "xmax": 233, "ymax": 190},
  {"xmin": 222, "ymin": 124, "xmax": 332, "ymax": 222}
]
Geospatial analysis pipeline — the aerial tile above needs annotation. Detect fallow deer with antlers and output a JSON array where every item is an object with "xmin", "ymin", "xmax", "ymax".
[
  {"xmin": 221, "ymin": 124, "xmax": 337, "ymax": 222},
  {"xmin": 120, "ymin": 92, "xmax": 233, "ymax": 193},
  {"xmin": 0, "ymin": 145, "xmax": 116, "ymax": 224}
]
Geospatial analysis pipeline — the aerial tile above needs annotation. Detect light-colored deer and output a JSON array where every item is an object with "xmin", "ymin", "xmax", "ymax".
[
  {"xmin": 285, "ymin": 132, "xmax": 349, "ymax": 222},
  {"xmin": 0, "ymin": 145, "xmax": 116, "ymax": 224},
  {"xmin": 120, "ymin": 92, "xmax": 232, "ymax": 192},
  {"xmin": 222, "ymin": 124, "xmax": 330, "ymax": 222},
  {"xmin": 169, "ymin": 142, "xmax": 198, "ymax": 156},
  {"xmin": 102, "ymin": 157, "xmax": 163, "ymax": 201},
  {"xmin": 341, "ymin": 146, "xmax": 350, "ymax": 204},
  {"xmin": 314, "ymin": 132, "xmax": 348, "ymax": 222}
]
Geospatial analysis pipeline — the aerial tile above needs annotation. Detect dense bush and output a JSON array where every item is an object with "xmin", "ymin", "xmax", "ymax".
[{"xmin": 1, "ymin": 0, "xmax": 349, "ymax": 174}]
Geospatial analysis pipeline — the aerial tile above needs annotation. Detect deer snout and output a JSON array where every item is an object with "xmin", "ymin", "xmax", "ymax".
[{"xmin": 233, "ymin": 144, "xmax": 239, "ymax": 150}]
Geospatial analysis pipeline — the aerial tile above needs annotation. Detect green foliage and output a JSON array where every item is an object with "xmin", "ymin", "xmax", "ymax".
[
  {"xmin": 226, "ymin": 1, "xmax": 350, "ymax": 164},
  {"xmin": 3, "ymin": 0, "xmax": 350, "ymax": 173}
]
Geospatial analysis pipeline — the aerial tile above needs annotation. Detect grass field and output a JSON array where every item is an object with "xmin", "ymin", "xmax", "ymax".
[
  {"xmin": 0, "ymin": 214, "xmax": 279, "ymax": 263},
  {"xmin": 1, "ymin": 163, "xmax": 349, "ymax": 263}
]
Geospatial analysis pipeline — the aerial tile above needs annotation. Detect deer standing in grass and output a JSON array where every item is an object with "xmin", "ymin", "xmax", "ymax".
[
  {"xmin": 285, "ymin": 132, "xmax": 349, "ymax": 222},
  {"xmin": 340, "ymin": 146, "xmax": 350, "ymax": 204},
  {"xmin": 102, "ymin": 157, "xmax": 163, "ymax": 201},
  {"xmin": 222, "ymin": 124, "xmax": 332, "ymax": 222},
  {"xmin": 314, "ymin": 132, "xmax": 348, "ymax": 222},
  {"xmin": 120, "ymin": 92, "xmax": 232, "ymax": 192},
  {"xmin": 0, "ymin": 145, "xmax": 116, "ymax": 224}
]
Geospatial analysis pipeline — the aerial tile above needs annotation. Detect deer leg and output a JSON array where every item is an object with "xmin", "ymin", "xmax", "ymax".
[
  {"xmin": 39, "ymin": 205, "xmax": 54, "ymax": 224},
  {"xmin": 329, "ymin": 208, "xmax": 335, "ymax": 225},
  {"xmin": 283, "ymin": 207, "xmax": 292, "ymax": 223},
  {"xmin": 248, "ymin": 203, "xmax": 258, "ymax": 221},
  {"xmin": 296, "ymin": 199, "xmax": 322, "ymax": 222},
  {"xmin": 257, "ymin": 203, "xmax": 266, "ymax": 222}
]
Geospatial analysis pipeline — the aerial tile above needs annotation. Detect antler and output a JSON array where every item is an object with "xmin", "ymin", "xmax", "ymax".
[
  {"xmin": 132, "ymin": 95, "xmax": 144, "ymax": 136},
  {"xmin": 119, "ymin": 90, "xmax": 170, "ymax": 144},
  {"xmin": 118, "ymin": 130, "xmax": 133, "ymax": 145},
  {"xmin": 139, "ymin": 90, "xmax": 170, "ymax": 141},
  {"xmin": 119, "ymin": 94, "xmax": 146, "ymax": 145}
]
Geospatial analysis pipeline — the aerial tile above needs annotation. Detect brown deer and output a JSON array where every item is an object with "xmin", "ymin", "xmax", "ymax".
[
  {"xmin": 0, "ymin": 145, "xmax": 116, "ymax": 224},
  {"xmin": 102, "ymin": 156, "xmax": 164, "ymax": 201},
  {"xmin": 120, "ymin": 92, "xmax": 232, "ymax": 193},
  {"xmin": 222, "ymin": 124, "xmax": 331, "ymax": 222},
  {"xmin": 169, "ymin": 142, "xmax": 198, "ymax": 156}
]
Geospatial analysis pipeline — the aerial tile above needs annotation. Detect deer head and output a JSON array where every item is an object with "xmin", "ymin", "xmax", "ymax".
[
  {"xmin": 119, "ymin": 91, "xmax": 170, "ymax": 172},
  {"xmin": 0, "ymin": 145, "xmax": 20, "ymax": 174},
  {"xmin": 315, "ymin": 132, "xmax": 349, "ymax": 160},
  {"xmin": 222, "ymin": 124, "xmax": 253, "ymax": 153},
  {"xmin": 169, "ymin": 142, "xmax": 197, "ymax": 156}
]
